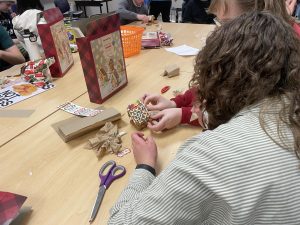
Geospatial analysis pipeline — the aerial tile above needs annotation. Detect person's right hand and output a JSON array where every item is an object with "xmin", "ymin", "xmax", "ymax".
[
  {"xmin": 141, "ymin": 93, "xmax": 177, "ymax": 111},
  {"xmin": 131, "ymin": 132, "xmax": 157, "ymax": 168},
  {"xmin": 137, "ymin": 14, "xmax": 149, "ymax": 23},
  {"xmin": 148, "ymin": 108, "xmax": 182, "ymax": 132}
]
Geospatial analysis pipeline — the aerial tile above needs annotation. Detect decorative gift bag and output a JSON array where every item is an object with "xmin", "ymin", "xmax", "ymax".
[
  {"xmin": 37, "ymin": 7, "xmax": 74, "ymax": 77},
  {"xmin": 76, "ymin": 13, "xmax": 128, "ymax": 104}
]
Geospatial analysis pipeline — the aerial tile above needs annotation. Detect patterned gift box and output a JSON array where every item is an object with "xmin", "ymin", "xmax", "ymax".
[
  {"xmin": 127, "ymin": 100, "xmax": 150, "ymax": 130},
  {"xmin": 76, "ymin": 13, "xmax": 128, "ymax": 104},
  {"xmin": 37, "ymin": 8, "xmax": 74, "ymax": 77}
]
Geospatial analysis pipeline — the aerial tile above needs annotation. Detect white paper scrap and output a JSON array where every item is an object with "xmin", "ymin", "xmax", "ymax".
[
  {"xmin": 165, "ymin": 44, "xmax": 200, "ymax": 56},
  {"xmin": 58, "ymin": 102, "xmax": 102, "ymax": 117}
]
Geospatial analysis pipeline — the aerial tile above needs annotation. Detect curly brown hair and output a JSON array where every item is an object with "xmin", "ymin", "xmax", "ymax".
[{"xmin": 190, "ymin": 11, "xmax": 300, "ymax": 156}]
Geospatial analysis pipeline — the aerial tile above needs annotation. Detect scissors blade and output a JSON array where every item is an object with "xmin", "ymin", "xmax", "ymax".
[{"xmin": 89, "ymin": 185, "xmax": 106, "ymax": 223}]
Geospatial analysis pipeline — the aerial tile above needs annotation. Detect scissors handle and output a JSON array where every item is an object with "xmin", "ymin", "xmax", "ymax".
[{"xmin": 99, "ymin": 160, "xmax": 126, "ymax": 189}]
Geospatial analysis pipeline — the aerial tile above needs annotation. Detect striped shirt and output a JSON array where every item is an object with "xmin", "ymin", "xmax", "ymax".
[{"xmin": 108, "ymin": 105, "xmax": 300, "ymax": 224}]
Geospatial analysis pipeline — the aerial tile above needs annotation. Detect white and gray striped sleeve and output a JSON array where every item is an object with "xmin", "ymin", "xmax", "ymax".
[
  {"xmin": 108, "ymin": 135, "xmax": 222, "ymax": 225},
  {"xmin": 108, "ymin": 110, "xmax": 300, "ymax": 225}
]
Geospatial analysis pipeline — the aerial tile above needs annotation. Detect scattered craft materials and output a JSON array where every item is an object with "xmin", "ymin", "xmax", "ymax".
[
  {"xmin": 58, "ymin": 102, "xmax": 102, "ymax": 117},
  {"xmin": 52, "ymin": 107, "xmax": 121, "ymax": 142},
  {"xmin": 85, "ymin": 122, "xmax": 126, "ymax": 158},
  {"xmin": 117, "ymin": 148, "xmax": 131, "ymax": 157},
  {"xmin": 158, "ymin": 31, "xmax": 173, "ymax": 46},
  {"xmin": 142, "ymin": 31, "xmax": 161, "ymax": 48},
  {"xmin": 162, "ymin": 64, "xmax": 180, "ymax": 78},
  {"xmin": 161, "ymin": 85, "xmax": 170, "ymax": 94},
  {"xmin": 127, "ymin": 100, "xmax": 150, "ymax": 130},
  {"xmin": 21, "ymin": 57, "xmax": 55, "ymax": 87},
  {"xmin": 147, "ymin": 15, "xmax": 155, "ymax": 24}
]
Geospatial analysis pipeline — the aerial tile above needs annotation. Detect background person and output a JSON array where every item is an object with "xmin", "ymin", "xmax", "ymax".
[
  {"xmin": 209, "ymin": 0, "xmax": 300, "ymax": 36},
  {"xmin": 0, "ymin": 0, "xmax": 16, "ymax": 38},
  {"xmin": 142, "ymin": 0, "xmax": 300, "ymax": 133},
  {"xmin": 149, "ymin": 0, "xmax": 172, "ymax": 22},
  {"xmin": 0, "ymin": 24, "xmax": 25, "ymax": 71},
  {"xmin": 118, "ymin": 0, "xmax": 149, "ymax": 25},
  {"xmin": 182, "ymin": 0, "xmax": 214, "ymax": 24},
  {"xmin": 286, "ymin": 0, "xmax": 297, "ymax": 15}
]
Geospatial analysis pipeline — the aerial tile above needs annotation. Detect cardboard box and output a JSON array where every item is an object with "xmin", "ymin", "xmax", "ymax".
[
  {"xmin": 142, "ymin": 31, "xmax": 161, "ymax": 48},
  {"xmin": 52, "ymin": 107, "xmax": 121, "ymax": 142}
]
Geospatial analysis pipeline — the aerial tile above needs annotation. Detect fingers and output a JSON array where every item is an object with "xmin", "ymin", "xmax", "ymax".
[
  {"xmin": 146, "ymin": 135, "xmax": 156, "ymax": 144},
  {"xmin": 150, "ymin": 111, "xmax": 164, "ymax": 120},
  {"xmin": 143, "ymin": 94, "xmax": 156, "ymax": 106},
  {"xmin": 148, "ymin": 111, "xmax": 166, "ymax": 131},
  {"xmin": 146, "ymin": 104, "xmax": 161, "ymax": 111},
  {"xmin": 131, "ymin": 132, "xmax": 145, "ymax": 142},
  {"xmin": 140, "ymin": 93, "xmax": 149, "ymax": 103},
  {"xmin": 143, "ymin": 95, "xmax": 162, "ymax": 111},
  {"xmin": 148, "ymin": 120, "xmax": 165, "ymax": 132}
]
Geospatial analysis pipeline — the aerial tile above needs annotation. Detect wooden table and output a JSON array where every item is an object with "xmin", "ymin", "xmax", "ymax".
[
  {"xmin": 0, "ymin": 55, "xmax": 87, "ymax": 147},
  {"xmin": 0, "ymin": 23, "xmax": 215, "ymax": 225}
]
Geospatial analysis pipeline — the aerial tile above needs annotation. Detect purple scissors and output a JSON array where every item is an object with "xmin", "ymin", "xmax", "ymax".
[{"xmin": 89, "ymin": 160, "xmax": 126, "ymax": 223}]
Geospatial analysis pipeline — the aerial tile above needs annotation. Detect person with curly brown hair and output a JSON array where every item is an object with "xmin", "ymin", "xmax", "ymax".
[
  {"xmin": 141, "ymin": 0, "xmax": 300, "ymax": 132},
  {"xmin": 108, "ymin": 11, "xmax": 300, "ymax": 224},
  {"xmin": 209, "ymin": 0, "xmax": 300, "ymax": 35}
]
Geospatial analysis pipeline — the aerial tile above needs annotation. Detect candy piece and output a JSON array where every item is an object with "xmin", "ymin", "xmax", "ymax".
[{"xmin": 161, "ymin": 85, "xmax": 170, "ymax": 94}]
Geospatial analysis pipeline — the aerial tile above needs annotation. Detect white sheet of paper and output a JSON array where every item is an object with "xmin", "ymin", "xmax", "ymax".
[{"xmin": 165, "ymin": 45, "xmax": 200, "ymax": 56}]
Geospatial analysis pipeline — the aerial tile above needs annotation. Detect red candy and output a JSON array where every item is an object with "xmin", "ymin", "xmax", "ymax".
[{"xmin": 161, "ymin": 86, "xmax": 170, "ymax": 94}]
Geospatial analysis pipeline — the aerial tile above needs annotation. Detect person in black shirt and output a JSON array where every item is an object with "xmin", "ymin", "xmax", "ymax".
[
  {"xmin": 0, "ymin": 0, "xmax": 16, "ymax": 39},
  {"xmin": 182, "ymin": 0, "xmax": 214, "ymax": 24}
]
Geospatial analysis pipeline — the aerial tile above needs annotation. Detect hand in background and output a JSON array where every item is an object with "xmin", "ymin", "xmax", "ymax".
[
  {"xmin": 10, "ymin": 12, "xmax": 17, "ymax": 18},
  {"xmin": 148, "ymin": 108, "xmax": 182, "ymax": 132},
  {"xmin": 131, "ymin": 132, "xmax": 157, "ymax": 168},
  {"xmin": 141, "ymin": 93, "xmax": 177, "ymax": 111},
  {"xmin": 137, "ymin": 14, "xmax": 149, "ymax": 23},
  {"xmin": 286, "ymin": 0, "xmax": 297, "ymax": 15}
]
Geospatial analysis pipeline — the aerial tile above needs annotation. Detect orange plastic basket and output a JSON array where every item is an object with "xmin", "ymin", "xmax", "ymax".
[{"xmin": 120, "ymin": 26, "xmax": 144, "ymax": 58}]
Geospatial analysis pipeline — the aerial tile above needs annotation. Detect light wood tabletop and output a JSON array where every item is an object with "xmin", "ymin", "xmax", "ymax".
[
  {"xmin": 0, "ymin": 23, "xmax": 215, "ymax": 225},
  {"xmin": 0, "ymin": 54, "xmax": 87, "ymax": 147}
]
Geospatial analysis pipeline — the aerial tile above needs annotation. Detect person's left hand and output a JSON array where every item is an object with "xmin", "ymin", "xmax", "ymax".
[
  {"xmin": 10, "ymin": 12, "xmax": 17, "ymax": 18},
  {"xmin": 131, "ymin": 132, "xmax": 157, "ymax": 168},
  {"xmin": 147, "ymin": 108, "xmax": 182, "ymax": 132},
  {"xmin": 286, "ymin": 0, "xmax": 297, "ymax": 15}
]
